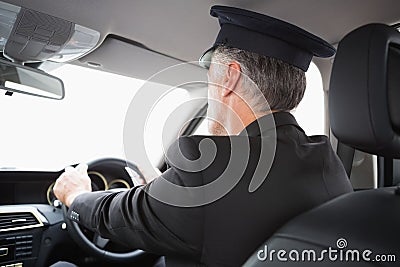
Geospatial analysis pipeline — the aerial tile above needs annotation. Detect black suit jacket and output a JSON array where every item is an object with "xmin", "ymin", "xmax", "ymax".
[{"xmin": 69, "ymin": 112, "xmax": 353, "ymax": 266}]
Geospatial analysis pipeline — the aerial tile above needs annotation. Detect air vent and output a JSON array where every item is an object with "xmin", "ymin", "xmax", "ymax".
[
  {"xmin": 15, "ymin": 235, "xmax": 33, "ymax": 259},
  {"xmin": 0, "ymin": 212, "xmax": 43, "ymax": 232}
]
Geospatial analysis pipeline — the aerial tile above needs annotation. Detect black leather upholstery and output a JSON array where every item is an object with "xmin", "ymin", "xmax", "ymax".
[
  {"xmin": 244, "ymin": 24, "xmax": 400, "ymax": 266},
  {"xmin": 329, "ymin": 24, "xmax": 400, "ymax": 158},
  {"xmin": 244, "ymin": 188, "xmax": 400, "ymax": 266}
]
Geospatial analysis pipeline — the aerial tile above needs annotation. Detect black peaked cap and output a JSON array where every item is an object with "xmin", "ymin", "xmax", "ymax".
[{"xmin": 199, "ymin": 5, "xmax": 336, "ymax": 71}]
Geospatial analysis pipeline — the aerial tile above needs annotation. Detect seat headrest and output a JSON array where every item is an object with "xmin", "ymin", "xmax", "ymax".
[{"xmin": 329, "ymin": 23, "xmax": 400, "ymax": 158}]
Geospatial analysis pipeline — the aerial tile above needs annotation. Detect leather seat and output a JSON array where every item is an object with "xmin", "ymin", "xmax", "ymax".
[{"xmin": 244, "ymin": 24, "xmax": 400, "ymax": 266}]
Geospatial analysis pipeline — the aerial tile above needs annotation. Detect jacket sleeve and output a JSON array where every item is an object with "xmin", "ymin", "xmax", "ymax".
[{"xmin": 68, "ymin": 136, "xmax": 205, "ymax": 259}]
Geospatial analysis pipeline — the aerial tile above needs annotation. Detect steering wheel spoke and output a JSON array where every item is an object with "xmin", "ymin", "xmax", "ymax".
[{"xmin": 93, "ymin": 233, "xmax": 110, "ymax": 249}]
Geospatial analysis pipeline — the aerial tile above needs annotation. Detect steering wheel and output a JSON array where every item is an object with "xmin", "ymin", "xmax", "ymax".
[{"xmin": 61, "ymin": 158, "xmax": 147, "ymax": 262}]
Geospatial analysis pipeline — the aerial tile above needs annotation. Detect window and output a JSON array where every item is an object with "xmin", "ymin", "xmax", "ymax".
[{"xmin": 291, "ymin": 62, "xmax": 325, "ymax": 135}]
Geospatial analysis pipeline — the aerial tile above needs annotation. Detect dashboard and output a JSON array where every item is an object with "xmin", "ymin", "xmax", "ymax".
[
  {"xmin": 0, "ymin": 160, "xmax": 137, "ymax": 206},
  {"xmin": 0, "ymin": 158, "xmax": 144, "ymax": 267}
]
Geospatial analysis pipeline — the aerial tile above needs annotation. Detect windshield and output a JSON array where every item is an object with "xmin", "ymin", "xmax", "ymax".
[{"xmin": 0, "ymin": 64, "xmax": 158, "ymax": 170}]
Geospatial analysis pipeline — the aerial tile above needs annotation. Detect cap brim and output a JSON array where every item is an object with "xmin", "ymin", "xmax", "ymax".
[{"xmin": 199, "ymin": 47, "xmax": 215, "ymax": 69}]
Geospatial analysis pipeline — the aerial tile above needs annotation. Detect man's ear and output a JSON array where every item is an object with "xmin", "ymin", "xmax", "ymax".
[{"xmin": 222, "ymin": 61, "xmax": 242, "ymax": 97}]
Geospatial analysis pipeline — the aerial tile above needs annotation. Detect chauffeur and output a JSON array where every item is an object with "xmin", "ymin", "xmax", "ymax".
[{"xmin": 54, "ymin": 5, "xmax": 353, "ymax": 267}]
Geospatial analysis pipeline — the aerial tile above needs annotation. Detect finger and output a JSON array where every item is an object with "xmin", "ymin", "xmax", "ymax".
[
  {"xmin": 76, "ymin": 163, "xmax": 88, "ymax": 175},
  {"xmin": 53, "ymin": 180, "xmax": 62, "ymax": 198},
  {"xmin": 65, "ymin": 166, "xmax": 75, "ymax": 173}
]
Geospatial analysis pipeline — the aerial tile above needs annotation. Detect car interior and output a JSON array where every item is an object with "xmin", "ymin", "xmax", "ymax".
[{"xmin": 0, "ymin": 0, "xmax": 399, "ymax": 267}]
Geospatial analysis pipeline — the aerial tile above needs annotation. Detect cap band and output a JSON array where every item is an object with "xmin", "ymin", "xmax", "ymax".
[{"xmin": 214, "ymin": 23, "xmax": 313, "ymax": 71}]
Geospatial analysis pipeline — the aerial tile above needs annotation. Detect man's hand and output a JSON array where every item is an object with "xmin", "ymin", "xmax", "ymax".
[{"xmin": 54, "ymin": 163, "xmax": 92, "ymax": 207}]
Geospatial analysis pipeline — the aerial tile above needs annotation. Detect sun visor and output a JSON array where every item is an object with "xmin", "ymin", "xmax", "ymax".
[{"xmin": 0, "ymin": 1, "xmax": 100, "ymax": 63}]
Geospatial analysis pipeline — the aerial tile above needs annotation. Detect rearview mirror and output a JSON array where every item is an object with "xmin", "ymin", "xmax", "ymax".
[{"xmin": 0, "ymin": 59, "xmax": 64, "ymax": 100}]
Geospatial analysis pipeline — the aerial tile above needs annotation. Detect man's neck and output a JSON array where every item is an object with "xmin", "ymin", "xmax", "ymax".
[{"xmin": 230, "ymin": 110, "xmax": 279, "ymax": 135}]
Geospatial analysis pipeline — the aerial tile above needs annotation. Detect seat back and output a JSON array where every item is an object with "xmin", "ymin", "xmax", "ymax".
[{"xmin": 330, "ymin": 24, "xmax": 400, "ymax": 157}]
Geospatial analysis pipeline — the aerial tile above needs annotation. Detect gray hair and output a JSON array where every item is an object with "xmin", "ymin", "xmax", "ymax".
[{"xmin": 211, "ymin": 46, "xmax": 307, "ymax": 112}]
